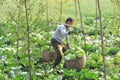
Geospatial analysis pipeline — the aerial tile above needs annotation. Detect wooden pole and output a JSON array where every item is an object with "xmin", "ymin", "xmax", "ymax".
[
  {"xmin": 96, "ymin": 0, "xmax": 98, "ymax": 26},
  {"xmin": 78, "ymin": 0, "xmax": 87, "ymax": 54},
  {"xmin": 24, "ymin": 0, "xmax": 32, "ymax": 80},
  {"xmin": 16, "ymin": 0, "xmax": 21, "ymax": 61},
  {"xmin": 74, "ymin": 0, "xmax": 77, "ymax": 19},
  {"xmin": 97, "ymin": 0, "xmax": 106, "ymax": 80},
  {"xmin": 46, "ymin": 0, "xmax": 49, "ymax": 26},
  {"xmin": 59, "ymin": 0, "xmax": 62, "ymax": 23}
]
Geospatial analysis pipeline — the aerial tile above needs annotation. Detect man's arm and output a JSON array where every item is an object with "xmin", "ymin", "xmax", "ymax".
[
  {"xmin": 60, "ymin": 26, "xmax": 69, "ymax": 36},
  {"xmin": 66, "ymin": 35, "xmax": 70, "ymax": 49}
]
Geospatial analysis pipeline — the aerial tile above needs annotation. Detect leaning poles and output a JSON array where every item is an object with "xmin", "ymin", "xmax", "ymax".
[
  {"xmin": 46, "ymin": 0, "xmax": 49, "ymax": 26},
  {"xmin": 78, "ymin": 0, "xmax": 87, "ymax": 54},
  {"xmin": 96, "ymin": 0, "xmax": 98, "ymax": 26},
  {"xmin": 59, "ymin": 0, "xmax": 62, "ymax": 23},
  {"xmin": 24, "ymin": 0, "xmax": 32, "ymax": 80},
  {"xmin": 97, "ymin": 0, "xmax": 106, "ymax": 80},
  {"xmin": 74, "ymin": 0, "xmax": 77, "ymax": 20},
  {"xmin": 16, "ymin": 0, "xmax": 21, "ymax": 61}
]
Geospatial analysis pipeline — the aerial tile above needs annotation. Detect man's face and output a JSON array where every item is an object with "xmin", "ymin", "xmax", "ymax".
[{"xmin": 67, "ymin": 21, "xmax": 73, "ymax": 26}]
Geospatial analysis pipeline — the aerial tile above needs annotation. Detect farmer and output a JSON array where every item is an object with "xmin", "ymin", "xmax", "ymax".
[{"xmin": 51, "ymin": 18, "xmax": 75, "ymax": 68}]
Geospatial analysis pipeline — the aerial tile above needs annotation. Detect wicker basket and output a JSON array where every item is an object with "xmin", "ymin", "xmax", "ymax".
[
  {"xmin": 42, "ymin": 51, "xmax": 56, "ymax": 62},
  {"xmin": 65, "ymin": 55, "xmax": 86, "ymax": 70}
]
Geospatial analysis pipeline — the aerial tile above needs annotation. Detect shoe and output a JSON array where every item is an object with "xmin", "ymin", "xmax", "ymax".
[{"xmin": 57, "ymin": 70, "xmax": 64, "ymax": 75}]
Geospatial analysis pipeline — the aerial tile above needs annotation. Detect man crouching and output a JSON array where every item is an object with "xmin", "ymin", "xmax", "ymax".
[{"xmin": 51, "ymin": 18, "xmax": 75, "ymax": 68}]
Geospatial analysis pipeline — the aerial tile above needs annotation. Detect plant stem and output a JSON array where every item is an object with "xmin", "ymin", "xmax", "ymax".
[
  {"xmin": 96, "ymin": 0, "xmax": 98, "ymax": 26},
  {"xmin": 78, "ymin": 0, "xmax": 87, "ymax": 54},
  {"xmin": 59, "ymin": 0, "xmax": 62, "ymax": 23},
  {"xmin": 97, "ymin": 0, "xmax": 106, "ymax": 80},
  {"xmin": 16, "ymin": 0, "xmax": 21, "ymax": 61},
  {"xmin": 46, "ymin": 0, "xmax": 49, "ymax": 26},
  {"xmin": 24, "ymin": 0, "xmax": 32, "ymax": 80},
  {"xmin": 74, "ymin": 0, "xmax": 77, "ymax": 20}
]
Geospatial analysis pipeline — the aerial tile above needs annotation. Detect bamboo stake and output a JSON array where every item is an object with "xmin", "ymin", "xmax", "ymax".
[
  {"xmin": 59, "ymin": 0, "xmax": 62, "ymax": 23},
  {"xmin": 78, "ymin": 0, "xmax": 87, "ymax": 54},
  {"xmin": 97, "ymin": 0, "xmax": 106, "ymax": 80},
  {"xmin": 46, "ymin": 0, "xmax": 49, "ymax": 26},
  {"xmin": 96, "ymin": 0, "xmax": 98, "ymax": 26},
  {"xmin": 74, "ymin": 0, "xmax": 77, "ymax": 19},
  {"xmin": 5, "ymin": 0, "xmax": 17, "ymax": 23},
  {"xmin": 24, "ymin": 0, "xmax": 32, "ymax": 80},
  {"xmin": 16, "ymin": 0, "xmax": 21, "ymax": 61}
]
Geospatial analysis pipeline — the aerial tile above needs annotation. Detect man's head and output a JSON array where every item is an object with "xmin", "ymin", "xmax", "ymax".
[{"xmin": 65, "ymin": 18, "xmax": 73, "ymax": 27}]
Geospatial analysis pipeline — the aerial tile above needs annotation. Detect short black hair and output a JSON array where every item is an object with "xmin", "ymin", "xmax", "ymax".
[{"xmin": 65, "ymin": 18, "xmax": 73, "ymax": 23}]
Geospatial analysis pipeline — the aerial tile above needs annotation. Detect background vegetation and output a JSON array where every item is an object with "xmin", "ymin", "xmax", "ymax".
[{"xmin": 0, "ymin": 0, "xmax": 120, "ymax": 80}]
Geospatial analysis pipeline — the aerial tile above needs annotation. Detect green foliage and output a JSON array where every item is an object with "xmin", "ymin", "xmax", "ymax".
[
  {"xmin": 65, "ymin": 47, "xmax": 85, "ymax": 60},
  {"xmin": 85, "ymin": 44, "xmax": 100, "ymax": 53},
  {"xmin": 0, "ymin": 0, "xmax": 120, "ymax": 79},
  {"xmin": 111, "ymin": 0, "xmax": 120, "ymax": 8},
  {"xmin": 0, "ymin": 73, "xmax": 5, "ymax": 80},
  {"xmin": 0, "ymin": 19, "xmax": 119, "ymax": 80},
  {"xmin": 84, "ymin": 17, "xmax": 94, "ymax": 25},
  {"xmin": 108, "ymin": 47, "xmax": 119, "ymax": 55},
  {"xmin": 113, "ymin": 56, "xmax": 120, "ymax": 64},
  {"xmin": 0, "ymin": 16, "xmax": 120, "ymax": 79},
  {"xmin": 80, "ymin": 69, "xmax": 99, "ymax": 80}
]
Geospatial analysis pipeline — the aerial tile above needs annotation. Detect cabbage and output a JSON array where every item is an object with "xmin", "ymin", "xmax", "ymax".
[
  {"xmin": 75, "ymin": 48, "xmax": 85, "ymax": 58},
  {"xmin": 65, "ymin": 54, "xmax": 76, "ymax": 60},
  {"xmin": 65, "ymin": 47, "xmax": 85, "ymax": 60},
  {"xmin": 75, "ymin": 51, "xmax": 82, "ymax": 58}
]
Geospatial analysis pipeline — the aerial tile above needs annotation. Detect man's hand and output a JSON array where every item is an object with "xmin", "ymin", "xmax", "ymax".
[
  {"xmin": 68, "ymin": 27, "xmax": 77, "ymax": 35},
  {"xmin": 66, "ymin": 43, "xmax": 70, "ymax": 49}
]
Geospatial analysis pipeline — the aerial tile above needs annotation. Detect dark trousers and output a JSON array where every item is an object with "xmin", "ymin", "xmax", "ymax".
[{"xmin": 51, "ymin": 38, "xmax": 68, "ymax": 68}]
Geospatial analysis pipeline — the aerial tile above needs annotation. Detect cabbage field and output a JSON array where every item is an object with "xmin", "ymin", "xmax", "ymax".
[{"xmin": 0, "ymin": 0, "xmax": 120, "ymax": 80}]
